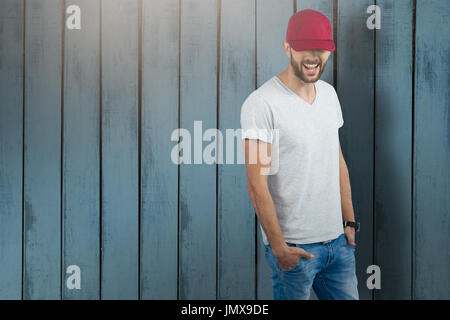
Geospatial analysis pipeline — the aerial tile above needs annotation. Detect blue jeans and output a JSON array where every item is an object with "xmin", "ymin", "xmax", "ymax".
[{"xmin": 264, "ymin": 233, "xmax": 359, "ymax": 300}]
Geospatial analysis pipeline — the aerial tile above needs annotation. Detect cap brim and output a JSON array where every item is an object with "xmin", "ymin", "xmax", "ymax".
[{"xmin": 288, "ymin": 39, "xmax": 335, "ymax": 52}]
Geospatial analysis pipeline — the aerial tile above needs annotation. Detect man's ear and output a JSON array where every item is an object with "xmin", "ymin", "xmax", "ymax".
[{"xmin": 282, "ymin": 40, "xmax": 290, "ymax": 58}]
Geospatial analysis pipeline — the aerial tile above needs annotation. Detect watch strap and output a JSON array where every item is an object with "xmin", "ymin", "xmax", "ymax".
[{"xmin": 343, "ymin": 221, "xmax": 360, "ymax": 232}]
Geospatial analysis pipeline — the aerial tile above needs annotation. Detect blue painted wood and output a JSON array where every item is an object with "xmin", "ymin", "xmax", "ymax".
[
  {"xmin": 256, "ymin": 0, "xmax": 294, "ymax": 300},
  {"xmin": 0, "ymin": 0, "xmax": 23, "ymax": 300},
  {"xmin": 141, "ymin": 0, "xmax": 179, "ymax": 299},
  {"xmin": 179, "ymin": 0, "xmax": 218, "ymax": 299},
  {"xmin": 62, "ymin": 0, "xmax": 100, "ymax": 299},
  {"xmin": 414, "ymin": 0, "xmax": 450, "ymax": 299},
  {"xmin": 375, "ymin": 0, "xmax": 412, "ymax": 300},
  {"xmin": 101, "ymin": 0, "xmax": 139, "ymax": 299},
  {"xmin": 23, "ymin": 0, "xmax": 62, "ymax": 299},
  {"xmin": 337, "ymin": 0, "xmax": 374, "ymax": 300},
  {"xmin": 296, "ymin": 0, "xmax": 334, "ymax": 85},
  {"xmin": 218, "ymin": 0, "xmax": 256, "ymax": 300},
  {"xmin": 1, "ymin": 0, "xmax": 450, "ymax": 301}
]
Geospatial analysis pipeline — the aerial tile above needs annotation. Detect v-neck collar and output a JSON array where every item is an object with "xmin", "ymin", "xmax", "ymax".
[{"xmin": 273, "ymin": 76, "xmax": 319, "ymax": 107}]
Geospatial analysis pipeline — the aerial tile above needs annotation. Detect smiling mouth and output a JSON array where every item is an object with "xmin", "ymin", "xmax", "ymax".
[{"xmin": 303, "ymin": 63, "xmax": 320, "ymax": 73}]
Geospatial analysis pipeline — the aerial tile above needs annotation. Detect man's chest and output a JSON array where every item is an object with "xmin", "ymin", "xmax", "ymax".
[{"xmin": 273, "ymin": 102, "xmax": 338, "ymax": 151}]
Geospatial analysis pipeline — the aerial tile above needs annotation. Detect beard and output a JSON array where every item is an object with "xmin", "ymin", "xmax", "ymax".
[{"xmin": 290, "ymin": 48, "xmax": 327, "ymax": 83}]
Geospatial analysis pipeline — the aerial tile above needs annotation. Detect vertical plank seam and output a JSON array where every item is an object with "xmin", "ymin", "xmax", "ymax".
[
  {"xmin": 177, "ymin": 0, "xmax": 181, "ymax": 301},
  {"xmin": 60, "ymin": 0, "xmax": 66, "ymax": 300},
  {"xmin": 138, "ymin": 0, "xmax": 143, "ymax": 300},
  {"xmin": 216, "ymin": 0, "xmax": 221, "ymax": 300},
  {"xmin": 372, "ymin": 0, "xmax": 377, "ymax": 301},
  {"xmin": 21, "ymin": 0, "xmax": 26, "ymax": 301},
  {"xmin": 253, "ymin": 0, "xmax": 258, "ymax": 300},
  {"xmin": 99, "ymin": 0, "xmax": 103, "ymax": 300},
  {"xmin": 411, "ymin": 0, "xmax": 417, "ymax": 301}
]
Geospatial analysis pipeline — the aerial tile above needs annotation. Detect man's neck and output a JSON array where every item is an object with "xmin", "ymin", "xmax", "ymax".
[{"xmin": 277, "ymin": 69, "xmax": 316, "ymax": 104}]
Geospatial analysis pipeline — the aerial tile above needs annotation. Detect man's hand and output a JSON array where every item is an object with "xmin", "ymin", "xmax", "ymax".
[
  {"xmin": 344, "ymin": 226, "xmax": 356, "ymax": 247},
  {"xmin": 272, "ymin": 244, "xmax": 314, "ymax": 271}
]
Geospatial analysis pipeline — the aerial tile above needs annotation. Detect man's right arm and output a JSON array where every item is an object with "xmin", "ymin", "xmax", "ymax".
[{"xmin": 243, "ymin": 138, "xmax": 314, "ymax": 270}]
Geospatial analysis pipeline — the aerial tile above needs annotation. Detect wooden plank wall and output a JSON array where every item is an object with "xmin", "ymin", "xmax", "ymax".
[
  {"xmin": 63, "ymin": 0, "xmax": 100, "ymax": 299},
  {"xmin": 23, "ymin": 0, "xmax": 62, "ymax": 299},
  {"xmin": 413, "ymin": 0, "xmax": 450, "ymax": 299},
  {"xmin": 178, "ymin": 0, "xmax": 218, "ymax": 300},
  {"xmin": 0, "ymin": 0, "xmax": 448, "ymax": 300},
  {"xmin": 375, "ymin": 0, "xmax": 413, "ymax": 300},
  {"xmin": 218, "ymin": 0, "xmax": 256, "ymax": 300},
  {"xmin": 338, "ymin": 0, "xmax": 375, "ymax": 300},
  {"xmin": 141, "ymin": 0, "xmax": 179, "ymax": 300},
  {"xmin": 101, "ymin": 0, "xmax": 140, "ymax": 299},
  {"xmin": 0, "ymin": 0, "xmax": 23, "ymax": 300}
]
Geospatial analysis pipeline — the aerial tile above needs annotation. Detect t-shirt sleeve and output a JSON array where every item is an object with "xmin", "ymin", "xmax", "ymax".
[
  {"xmin": 240, "ymin": 92, "xmax": 274, "ymax": 143},
  {"xmin": 334, "ymin": 89, "xmax": 344, "ymax": 128}
]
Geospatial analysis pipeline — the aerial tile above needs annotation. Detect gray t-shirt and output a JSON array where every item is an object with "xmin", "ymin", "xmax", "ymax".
[{"xmin": 240, "ymin": 76, "xmax": 345, "ymax": 245}]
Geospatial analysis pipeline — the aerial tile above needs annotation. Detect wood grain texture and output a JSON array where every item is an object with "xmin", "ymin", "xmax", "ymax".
[
  {"xmin": 374, "ymin": 0, "xmax": 413, "ymax": 300},
  {"xmin": 179, "ymin": 0, "xmax": 218, "ymax": 299},
  {"xmin": 218, "ymin": 0, "xmax": 256, "ymax": 300},
  {"xmin": 62, "ymin": 0, "xmax": 100, "ymax": 299},
  {"xmin": 1, "ymin": 0, "xmax": 449, "ymax": 300},
  {"xmin": 414, "ymin": 0, "xmax": 450, "ymax": 299},
  {"xmin": 256, "ymin": 0, "xmax": 294, "ymax": 300},
  {"xmin": 23, "ymin": 0, "xmax": 62, "ymax": 299},
  {"xmin": 337, "ymin": 0, "xmax": 374, "ymax": 300},
  {"xmin": 141, "ymin": 0, "xmax": 179, "ymax": 299},
  {"xmin": 296, "ymin": 0, "xmax": 334, "ymax": 85},
  {"xmin": 0, "ymin": 0, "xmax": 23, "ymax": 300},
  {"xmin": 101, "ymin": 0, "xmax": 139, "ymax": 299}
]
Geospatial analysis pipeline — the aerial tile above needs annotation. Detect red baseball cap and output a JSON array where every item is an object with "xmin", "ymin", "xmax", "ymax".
[{"xmin": 286, "ymin": 9, "xmax": 335, "ymax": 52}]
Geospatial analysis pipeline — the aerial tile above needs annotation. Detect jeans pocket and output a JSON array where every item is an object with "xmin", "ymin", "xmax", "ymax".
[
  {"xmin": 279, "ymin": 243, "xmax": 303, "ymax": 272},
  {"xmin": 279, "ymin": 257, "xmax": 302, "ymax": 272},
  {"xmin": 266, "ymin": 244, "xmax": 300, "ymax": 273}
]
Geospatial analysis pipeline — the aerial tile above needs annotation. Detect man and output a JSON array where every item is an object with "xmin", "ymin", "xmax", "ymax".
[{"xmin": 240, "ymin": 9, "xmax": 360, "ymax": 300}]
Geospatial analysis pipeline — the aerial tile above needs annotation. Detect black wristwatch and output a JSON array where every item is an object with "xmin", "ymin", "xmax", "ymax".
[{"xmin": 343, "ymin": 221, "xmax": 360, "ymax": 233}]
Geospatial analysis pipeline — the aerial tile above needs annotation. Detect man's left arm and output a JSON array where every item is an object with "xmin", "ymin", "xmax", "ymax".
[{"xmin": 339, "ymin": 142, "xmax": 357, "ymax": 246}]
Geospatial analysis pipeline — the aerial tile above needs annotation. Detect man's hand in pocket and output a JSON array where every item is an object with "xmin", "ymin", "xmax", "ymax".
[
  {"xmin": 272, "ymin": 244, "xmax": 314, "ymax": 271},
  {"xmin": 344, "ymin": 227, "xmax": 357, "ymax": 247}
]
